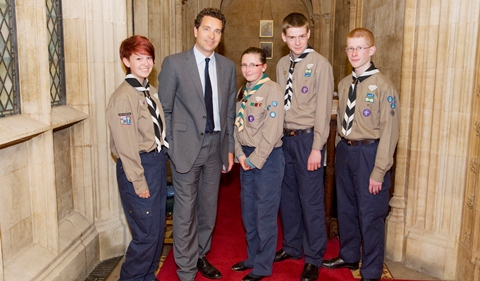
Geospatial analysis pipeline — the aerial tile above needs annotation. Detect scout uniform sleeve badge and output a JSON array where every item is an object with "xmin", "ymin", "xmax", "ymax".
[{"xmin": 119, "ymin": 112, "xmax": 132, "ymax": 125}]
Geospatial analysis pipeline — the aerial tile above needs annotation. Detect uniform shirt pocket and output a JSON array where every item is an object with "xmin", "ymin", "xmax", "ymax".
[{"xmin": 245, "ymin": 105, "xmax": 265, "ymax": 131}]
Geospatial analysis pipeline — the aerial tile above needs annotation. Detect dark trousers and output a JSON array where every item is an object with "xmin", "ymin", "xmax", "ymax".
[
  {"xmin": 240, "ymin": 146, "xmax": 284, "ymax": 276},
  {"xmin": 335, "ymin": 139, "xmax": 390, "ymax": 279},
  {"xmin": 279, "ymin": 132, "xmax": 327, "ymax": 267},
  {"xmin": 117, "ymin": 150, "xmax": 167, "ymax": 281}
]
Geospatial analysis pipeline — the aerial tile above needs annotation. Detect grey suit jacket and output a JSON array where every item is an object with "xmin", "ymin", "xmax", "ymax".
[{"xmin": 158, "ymin": 48, "xmax": 237, "ymax": 173}]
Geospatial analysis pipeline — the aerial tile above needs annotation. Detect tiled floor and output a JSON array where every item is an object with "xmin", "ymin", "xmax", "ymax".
[{"xmin": 104, "ymin": 245, "xmax": 439, "ymax": 281}]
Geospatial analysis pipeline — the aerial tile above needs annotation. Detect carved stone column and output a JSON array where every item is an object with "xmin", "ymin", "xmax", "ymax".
[
  {"xmin": 456, "ymin": 36, "xmax": 480, "ymax": 281},
  {"xmin": 66, "ymin": 0, "xmax": 130, "ymax": 261},
  {"xmin": 386, "ymin": 0, "xmax": 480, "ymax": 279}
]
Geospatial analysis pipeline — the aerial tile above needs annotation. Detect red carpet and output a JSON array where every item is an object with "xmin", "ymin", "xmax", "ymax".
[{"xmin": 157, "ymin": 165, "xmax": 424, "ymax": 281}]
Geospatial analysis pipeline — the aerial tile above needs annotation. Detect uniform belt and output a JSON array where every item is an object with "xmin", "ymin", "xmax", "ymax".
[
  {"xmin": 342, "ymin": 137, "xmax": 379, "ymax": 146},
  {"xmin": 284, "ymin": 127, "xmax": 314, "ymax": 137},
  {"xmin": 140, "ymin": 148, "xmax": 160, "ymax": 154}
]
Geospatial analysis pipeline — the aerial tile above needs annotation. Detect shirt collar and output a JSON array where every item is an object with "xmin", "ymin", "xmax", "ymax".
[{"xmin": 193, "ymin": 44, "xmax": 215, "ymax": 65}]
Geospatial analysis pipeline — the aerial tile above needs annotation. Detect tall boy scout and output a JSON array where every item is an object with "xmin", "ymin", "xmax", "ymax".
[{"xmin": 275, "ymin": 12, "xmax": 334, "ymax": 281}]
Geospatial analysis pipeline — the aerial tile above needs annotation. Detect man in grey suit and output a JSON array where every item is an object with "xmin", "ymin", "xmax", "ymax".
[{"xmin": 158, "ymin": 7, "xmax": 236, "ymax": 281}]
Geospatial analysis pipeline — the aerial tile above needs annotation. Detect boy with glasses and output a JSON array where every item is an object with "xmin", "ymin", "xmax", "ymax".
[{"xmin": 322, "ymin": 28, "xmax": 400, "ymax": 281}]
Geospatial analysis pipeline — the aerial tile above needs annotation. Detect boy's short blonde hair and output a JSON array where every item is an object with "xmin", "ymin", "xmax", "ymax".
[
  {"xmin": 347, "ymin": 28, "xmax": 374, "ymax": 46},
  {"xmin": 282, "ymin": 12, "xmax": 310, "ymax": 34}
]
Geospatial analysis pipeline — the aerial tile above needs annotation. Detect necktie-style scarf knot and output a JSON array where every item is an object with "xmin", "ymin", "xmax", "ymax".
[
  {"xmin": 125, "ymin": 74, "xmax": 150, "ymax": 93},
  {"xmin": 352, "ymin": 63, "xmax": 380, "ymax": 84},
  {"xmin": 284, "ymin": 45, "xmax": 314, "ymax": 110},
  {"xmin": 235, "ymin": 73, "xmax": 270, "ymax": 132},
  {"xmin": 289, "ymin": 45, "xmax": 314, "ymax": 63},
  {"xmin": 341, "ymin": 63, "xmax": 380, "ymax": 136},
  {"xmin": 125, "ymin": 74, "xmax": 169, "ymax": 151}
]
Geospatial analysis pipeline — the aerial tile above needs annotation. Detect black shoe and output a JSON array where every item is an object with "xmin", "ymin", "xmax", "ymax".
[
  {"xmin": 300, "ymin": 263, "xmax": 319, "ymax": 281},
  {"xmin": 242, "ymin": 273, "xmax": 264, "ymax": 281},
  {"xmin": 231, "ymin": 261, "xmax": 250, "ymax": 272},
  {"xmin": 322, "ymin": 257, "xmax": 359, "ymax": 270},
  {"xmin": 197, "ymin": 257, "xmax": 222, "ymax": 279},
  {"xmin": 361, "ymin": 279, "xmax": 380, "ymax": 281},
  {"xmin": 274, "ymin": 248, "xmax": 300, "ymax": 262}
]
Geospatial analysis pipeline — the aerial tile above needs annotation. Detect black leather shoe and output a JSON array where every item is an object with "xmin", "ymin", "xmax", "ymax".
[
  {"xmin": 361, "ymin": 278, "xmax": 380, "ymax": 281},
  {"xmin": 242, "ymin": 273, "xmax": 264, "ymax": 281},
  {"xmin": 274, "ymin": 249, "xmax": 300, "ymax": 262},
  {"xmin": 231, "ymin": 261, "xmax": 250, "ymax": 272},
  {"xmin": 322, "ymin": 257, "xmax": 359, "ymax": 270},
  {"xmin": 300, "ymin": 263, "xmax": 319, "ymax": 281},
  {"xmin": 197, "ymin": 257, "xmax": 222, "ymax": 279}
]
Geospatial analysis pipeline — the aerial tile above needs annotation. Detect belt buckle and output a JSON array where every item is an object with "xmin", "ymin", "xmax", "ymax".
[
  {"xmin": 285, "ymin": 129, "xmax": 296, "ymax": 136},
  {"xmin": 347, "ymin": 140, "xmax": 353, "ymax": 146}
]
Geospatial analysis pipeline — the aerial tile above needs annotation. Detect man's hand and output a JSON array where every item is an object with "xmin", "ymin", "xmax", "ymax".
[
  {"xmin": 369, "ymin": 178, "xmax": 382, "ymax": 195},
  {"xmin": 223, "ymin": 152, "xmax": 235, "ymax": 173},
  {"xmin": 307, "ymin": 149, "xmax": 322, "ymax": 171}
]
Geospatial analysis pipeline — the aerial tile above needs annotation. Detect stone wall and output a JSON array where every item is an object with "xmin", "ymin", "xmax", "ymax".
[
  {"xmin": 221, "ymin": 0, "xmax": 312, "ymax": 86},
  {"xmin": 0, "ymin": 0, "xmax": 128, "ymax": 280},
  {"xmin": 1, "ymin": 1, "xmax": 479, "ymax": 280}
]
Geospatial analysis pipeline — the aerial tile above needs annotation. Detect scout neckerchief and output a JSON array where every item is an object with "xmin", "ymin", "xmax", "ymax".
[
  {"xmin": 342, "ymin": 63, "xmax": 380, "ymax": 136},
  {"xmin": 284, "ymin": 45, "xmax": 313, "ymax": 110},
  {"xmin": 235, "ymin": 73, "xmax": 270, "ymax": 132},
  {"xmin": 125, "ymin": 74, "xmax": 169, "ymax": 151}
]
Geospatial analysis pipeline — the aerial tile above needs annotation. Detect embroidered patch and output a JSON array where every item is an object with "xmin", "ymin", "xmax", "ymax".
[
  {"xmin": 248, "ymin": 115, "xmax": 255, "ymax": 122},
  {"xmin": 363, "ymin": 109, "xmax": 371, "ymax": 117},
  {"xmin": 390, "ymin": 109, "xmax": 395, "ymax": 116},
  {"xmin": 118, "ymin": 112, "xmax": 132, "ymax": 116},
  {"xmin": 368, "ymin": 85, "xmax": 378, "ymax": 91},
  {"xmin": 255, "ymin": 96, "xmax": 264, "ymax": 102},
  {"xmin": 250, "ymin": 102, "xmax": 262, "ymax": 107},
  {"xmin": 365, "ymin": 93, "xmax": 375, "ymax": 103},
  {"xmin": 272, "ymin": 101, "xmax": 278, "ymax": 107},
  {"xmin": 267, "ymin": 105, "xmax": 272, "ymax": 111},
  {"xmin": 153, "ymin": 93, "xmax": 159, "ymax": 99},
  {"xmin": 304, "ymin": 69, "xmax": 312, "ymax": 77},
  {"xmin": 270, "ymin": 111, "xmax": 277, "ymax": 118},
  {"xmin": 120, "ymin": 115, "xmax": 132, "ymax": 125},
  {"xmin": 388, "ymin": 96, "xmax": 397, "ymax": 110},
  {"xmin": 301, "ymin": 86, "xmax": 308, "ymax": 94}
]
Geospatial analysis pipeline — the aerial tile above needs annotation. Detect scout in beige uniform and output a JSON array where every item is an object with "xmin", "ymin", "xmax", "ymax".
[
  {"xmin": 322, "ymin": 28, "xmax": 400, "ymax": 281},
  {"xmin": 106, "ymin": 35, "xmax": 168, "ymax": 281},
  {"xmin": 274, "ymin": 12, "xmax": 334, "ymax": 281},
  {"xmin": 231, "ymin": 47, "xmax": 284, "ymax": 281}
]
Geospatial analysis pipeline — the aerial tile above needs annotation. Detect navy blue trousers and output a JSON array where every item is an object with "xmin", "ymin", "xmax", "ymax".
[
  {"xmin": 335, "ymin": 139, "xmax": 390, "ymax": 279},
  {"xmin": 240, "ymin": 146, "xmax": 284, "ymax": 276},
  {"xmin": 117, "ymin": 150, "xmax": 167, "ymax": 281},
  {"xmin": 279, "ymin": 132, "xmax": 327, "ymax": 267}
]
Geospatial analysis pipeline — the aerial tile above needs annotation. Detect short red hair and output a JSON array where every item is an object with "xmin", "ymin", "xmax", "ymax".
[
  {"xmin": 347, "ymin": 28, "xmax": 374, "ymax": 46},
  {"xmin": 119, "ymin": 35, "xmax": 155, "ymax": 62}
]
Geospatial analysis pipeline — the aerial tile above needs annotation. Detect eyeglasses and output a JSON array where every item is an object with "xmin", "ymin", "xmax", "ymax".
[
  {"xmin": 240, "ymin": 63, "xmax": 263, "ymax": 69},
  {"xmin": 345, "ymin": 46, "xmax": 371, "ymax": 53}
]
